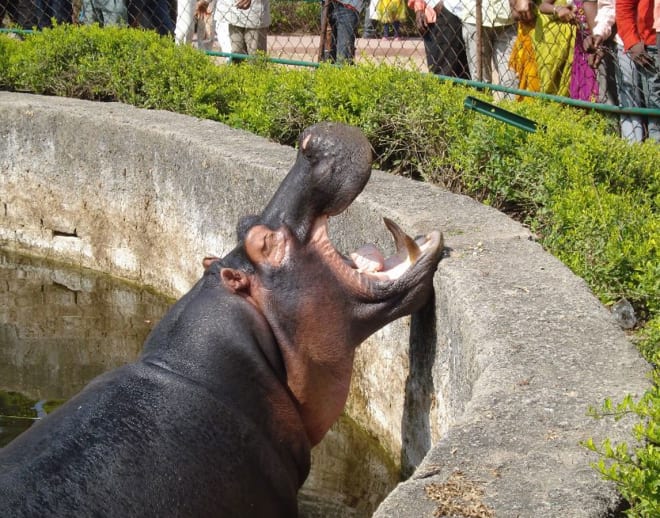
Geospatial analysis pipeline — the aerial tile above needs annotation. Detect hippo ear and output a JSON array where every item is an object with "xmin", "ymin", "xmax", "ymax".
[
  {"xmin": 220, "ymin": 268, "xmax": 250, "ymax": 294},
  {"xmin": 202, "ymin": 256, "xmax": 221, "ymax": 270}
]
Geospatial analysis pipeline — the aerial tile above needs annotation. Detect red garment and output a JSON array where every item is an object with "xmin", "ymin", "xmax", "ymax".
[{"xmin": 616, "ymin": 0, "xmax": 657, "ymax": 50}]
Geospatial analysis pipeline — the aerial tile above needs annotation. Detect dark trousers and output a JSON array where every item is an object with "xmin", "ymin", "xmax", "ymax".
[
  {"xmin": 36, "ymin": 0, "xmax": 73, "ymax": 27},
  {"xmin": 128, "ymin": 0, "xmax": 174, "ymax": 35},
  {"xmin": 1, "ymin": 0, "xmax": 38, "ymax": 28},
  {"xmin": 326, "ymin": 1, "xmax": 359, "ymax": 64},
  {"xmin": 423, "ymin": 7, "xmax": 470, "ymax": 78}
]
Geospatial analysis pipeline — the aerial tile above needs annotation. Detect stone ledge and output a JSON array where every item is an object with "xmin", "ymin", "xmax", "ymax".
[{"xmin": 0, "ymin": 92, "xmax": 649, "ymax": 517}]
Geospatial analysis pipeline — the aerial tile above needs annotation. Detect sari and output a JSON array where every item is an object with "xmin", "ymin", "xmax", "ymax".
[
  {"xmin": 532, "ymin": 2, "xmax": 576, "ymax": 96},
  {"xmin": 509, "ymin": 21, "xmax": 541, "ymax": 96},
  {"xmin": 568, "ymin": 0, "xmax": 599, "ymax": 100}
]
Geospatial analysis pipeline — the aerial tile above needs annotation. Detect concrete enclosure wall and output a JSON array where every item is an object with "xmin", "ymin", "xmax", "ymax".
[{"xmin": 0, "ymin": 92, "xmax": 650, "ymax": 517}]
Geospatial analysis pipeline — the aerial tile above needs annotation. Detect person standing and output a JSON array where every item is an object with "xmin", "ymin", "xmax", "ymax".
[
  {"xmin": 175, "ymin": 0, "xmax": 197, "ymax": 43},
  {"xmin": 175, "ymin": 0, "xmax": 231, "ymax": 52},
  {"xmin": 215, "ymin": 0, "xmax": 270, "ymax": 55},
  {"xmin": 363, "ymin": 0, "xmax": 379, "ymax": 37},
  {"xmin": 323, "ymin": 0, "xmax": 364, "ymax": 63},
  {"xmin": 81, "ymin": 0, "xmax": 128, "ymax": 25},
  {"xmin": 129, "ymin": 0, "xmax": 175, "ymax": 35},
  {"xmin": 409, "ymin": 0, "xmax": 471, "ymax": 77},
  {"xmin": 656, "ymin": 0, "xmax": 660, "ymax": 52},
  {"xmin": 534, "ymin": 0, "xmax": 577, "ymax": 96},
  {"xmin": 582, "ymin": 0, "xmax": 619, "ymax": 105},
  {"xmin": 36, "ymin": 0, "xmax": 73, "ymax": 27},
  {"xmin": 508, "ymin": 0, "xmax": 540, "ymax": 94},
  {"xmin": 1, "ymin": 0, "xmax": 37, "ymax": 28},
  {"xmin": 460, "ymin": 0, "xmax": 519, "ymax": 98},
  {"xmin": 616, "ymin": 0, "xmax": 658, "ymax": 141},
  {"xmin": 376, "ymin": 0, "xmax": 407, "ymax": 39},
  {"xmin": 568, "ymin": 0, "xmax": 599, "ymax": 100}
]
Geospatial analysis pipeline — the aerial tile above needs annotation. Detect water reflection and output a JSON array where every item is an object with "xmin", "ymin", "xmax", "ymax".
[{"xmin": 0, "ymin": 248, "xmax": 172, "ymax": 446}]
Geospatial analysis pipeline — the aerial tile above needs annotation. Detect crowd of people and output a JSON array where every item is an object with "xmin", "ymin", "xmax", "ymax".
[
  {"xmin": 408, "ymin": 0, "xmax": 659, "ymax": 141},
  {"xmin": 0, "ymin": 0, "xmax": 269, "ymax": 55},
  {"xmin": 1, "ymin": 0, "xmax": 658, "ymax": 141}
]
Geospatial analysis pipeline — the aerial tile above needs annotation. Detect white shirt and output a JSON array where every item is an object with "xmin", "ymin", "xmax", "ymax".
[
  {"xmin": 590, "ymin": 0, "xmax": 622, "ymax": 45},
  {"xmin": 216, "ymin": 0, "xmax": 270, "ymax": 29},
  {"xmin": 425, "ymin": 0, "xmax": 513, "ymax": 26}
]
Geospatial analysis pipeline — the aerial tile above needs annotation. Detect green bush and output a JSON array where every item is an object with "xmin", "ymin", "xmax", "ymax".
[
  {"xmin": 2, "ymin": 24, "xmax": 226, "ymax": 119},
  {"xmin": 271, "ymin": 0, "xmax": 322, "ymax": 34},
  {"xmin": 1, "ymin": 25, "xmax": 659, "ymax": 514},
  {"xmin": 0, "ymin": 34, "xmax": 20, "ymax": 89},
  {"xmin": 583, "ymin": 363, "xmax": 660, "ymax": 517}
]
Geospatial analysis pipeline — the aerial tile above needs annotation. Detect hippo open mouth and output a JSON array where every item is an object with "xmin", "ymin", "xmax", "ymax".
[
  {"xmin": 349, "ymin": 218, "xmax": 441, "ymax": 280},
  {"xmin": 311, "ymin": 215, "xmax": 443, "ymax": 291},
  {"xmin": 250, "ymin": 120, "xmax": 444, "ymax": 301}
]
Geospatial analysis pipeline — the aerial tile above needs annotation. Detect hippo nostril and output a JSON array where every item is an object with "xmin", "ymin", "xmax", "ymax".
[{"xmin": 383, "ymin": 218, "xmax": 422, "ymax": 264}]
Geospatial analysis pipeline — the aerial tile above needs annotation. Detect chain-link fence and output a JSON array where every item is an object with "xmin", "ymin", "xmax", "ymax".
[{"xmin": 2, "ymin": 0, "xmax": 658, "ymax": 142}]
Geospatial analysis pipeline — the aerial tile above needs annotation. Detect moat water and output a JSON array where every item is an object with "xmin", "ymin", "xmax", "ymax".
[{"xmin": 0, "ymin": 248, "xmax": 171, "ymax": 446}]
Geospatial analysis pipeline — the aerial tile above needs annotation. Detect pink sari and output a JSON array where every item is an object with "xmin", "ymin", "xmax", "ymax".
[{"xmin": 569, "ymin": 0, "xmax": 599, "ymax": 101}]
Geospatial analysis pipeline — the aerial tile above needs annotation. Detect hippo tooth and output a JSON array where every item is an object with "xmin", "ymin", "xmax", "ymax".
[{"xmin": 383, "ymin": 217, "xmax": 421, "ymax": 264}]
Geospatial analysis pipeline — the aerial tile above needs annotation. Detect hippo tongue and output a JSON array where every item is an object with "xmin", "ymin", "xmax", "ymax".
[{"xmin": 350, "ymin": 244, "xmax": 385, "ymax": 273}]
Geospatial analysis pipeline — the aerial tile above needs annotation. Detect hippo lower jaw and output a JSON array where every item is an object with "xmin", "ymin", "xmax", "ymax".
[{"xmin": 268, "ymin": 213, "xmax": 444, "ymax": 444}]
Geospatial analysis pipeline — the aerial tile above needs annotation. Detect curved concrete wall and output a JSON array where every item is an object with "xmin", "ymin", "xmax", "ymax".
[{"xmin": 0, "ymin": 92, "xmax": 649, "ymax": 516}]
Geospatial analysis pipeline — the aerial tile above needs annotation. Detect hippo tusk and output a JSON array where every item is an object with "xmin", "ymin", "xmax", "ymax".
[{"xmin": 383, "ymin": 217, "xmax": 421, "ymax": 265}]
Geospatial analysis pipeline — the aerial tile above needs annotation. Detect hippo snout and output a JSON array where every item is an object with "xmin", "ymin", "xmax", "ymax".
[
  {"xmin": 297, "ymin": 122, "xmax": 373, "ymax": 216},
  {"xmin": 260, "ymin": 122, "xmax": 373, "ymax": 242}
]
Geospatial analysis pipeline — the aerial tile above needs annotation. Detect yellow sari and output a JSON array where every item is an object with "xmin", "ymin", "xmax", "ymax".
[
  {"xmin": 376, "ymin": 0, "xmax": 408, "ymax": 23},
  {"xmin": 509, "ymin": 21, "xmax": 541, "ymax": 96},
  {"xmin": 532, "ymin": 4, "xmax": 576, "ymax": 96}
]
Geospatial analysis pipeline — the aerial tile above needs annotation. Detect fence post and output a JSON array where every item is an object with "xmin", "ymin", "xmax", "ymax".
[
  {"xmin": 475, "ymin": 0, "xmax": 483, "ymax": 81},
  {"xmin": 318, "ymin": 0, "xmax": 331, "ymax": 62}
]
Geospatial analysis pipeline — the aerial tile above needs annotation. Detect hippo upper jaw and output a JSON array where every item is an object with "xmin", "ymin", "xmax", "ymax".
[{"xmin": 259, "ymin": 122, "xmax": 373, "ymax": 243}]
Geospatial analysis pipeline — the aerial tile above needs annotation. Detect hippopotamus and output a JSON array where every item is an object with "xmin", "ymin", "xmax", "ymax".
[{"xmin": 0, "ymin": 122, "xmax": 443, "ymax": 517}]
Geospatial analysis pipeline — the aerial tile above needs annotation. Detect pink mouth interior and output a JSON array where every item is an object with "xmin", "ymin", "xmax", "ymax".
[
  {"xmin": 310, "ymin": 216, "xmax": 441, "ymax": 284},
  {"xmin": 349, "ymin": 236, "xmax": 438, "ymax": 281}
]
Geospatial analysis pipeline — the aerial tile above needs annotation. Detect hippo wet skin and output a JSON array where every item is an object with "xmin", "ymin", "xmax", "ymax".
[{"xmin": 0, "ymin": 122, "xmax": 443, "ymax": 517}]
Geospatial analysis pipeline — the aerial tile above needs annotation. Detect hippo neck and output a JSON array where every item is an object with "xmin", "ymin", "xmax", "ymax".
[
  {"xmin": 291, "ymin": 359, "xmax": 356, "ymax": 447},
  {"xmin": 142, "ymin": 309, "xmax": 287, "ymax": 401},
  {"xmin": 140, "ymin": 274, "xmax": 310, "ymax": 446},
  {"xmin": 270, "ymin": 328, "xmax": 357, "ymax": 446},
  {"xmin": 139, "ymin": 282, "xmax": 312, "ymax": 484}
]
